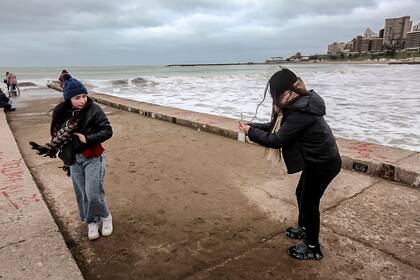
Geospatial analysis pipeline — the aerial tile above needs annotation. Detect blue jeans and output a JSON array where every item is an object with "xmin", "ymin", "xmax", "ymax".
[{"xmin": 70, "ymin": 154, "xmax": 110, "ymax": 224}]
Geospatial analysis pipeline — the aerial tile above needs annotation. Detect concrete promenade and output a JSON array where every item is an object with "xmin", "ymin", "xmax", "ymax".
[{"xmin": 2, "ymin": 87, "xmax": 420, "ymax": 279}]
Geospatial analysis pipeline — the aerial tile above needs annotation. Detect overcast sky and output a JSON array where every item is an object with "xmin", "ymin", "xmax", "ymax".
[{"xmin": 1, "ymin": 0, "xmax": 419, "ymax": 66}]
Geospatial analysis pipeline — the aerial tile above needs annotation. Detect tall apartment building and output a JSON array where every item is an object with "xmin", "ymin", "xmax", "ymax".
[
  {"xmin": 327, "ymin": 42, "xmax": 345, "ymax": 54},
  {"xmin": 351, "ymin": 36, "xmax": 370, "ymax": 53},
  {"xmin": 405, "ymin": 30, "xmax": 420, "ymax": 50},
  {"xmin": 383, "ymin": 16, "xmax": 412, "ymax": 48},
  {"xmin": 370, "ymin": 38, "xmax": 383, "ymax": 52},
  {"xmin": 364, "ymin": 28, "xmax": 378, "ymax": 39}
]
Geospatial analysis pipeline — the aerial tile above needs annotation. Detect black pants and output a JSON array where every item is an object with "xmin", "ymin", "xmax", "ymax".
[{"xmin": 296, "ymin": 155, "xmax": 342, "ymax": 246}]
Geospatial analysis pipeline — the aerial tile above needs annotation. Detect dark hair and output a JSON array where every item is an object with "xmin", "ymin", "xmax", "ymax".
[
  {"xmin": 269, "ymin": 68, "xmax": 298, "ymax": 107},
  {"xmin": 50, "ymin": 96, "xmax": 93, "ymax": 137},
  {"xmin": 61, "ymin": 69, "xmax": 68, "ymax": 74},
  {"xmin": 268, "ymin": 68, "xmax": 310, "ymax": 129}
]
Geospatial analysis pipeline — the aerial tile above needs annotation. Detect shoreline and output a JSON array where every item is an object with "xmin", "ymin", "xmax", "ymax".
[{"xmin": 166, "ymin": 60, "xmax": 418, "ymax": 67}]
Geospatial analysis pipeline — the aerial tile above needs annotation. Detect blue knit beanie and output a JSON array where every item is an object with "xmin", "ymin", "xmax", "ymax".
[{"xmin": 62, "ymin": 74, "xmax": 88, "ymax": 101}]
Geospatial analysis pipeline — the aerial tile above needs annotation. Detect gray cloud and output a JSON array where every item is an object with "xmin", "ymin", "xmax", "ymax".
[{"xmin": 1, "ymin": 0, "xmax": 419, "ymax": 66}]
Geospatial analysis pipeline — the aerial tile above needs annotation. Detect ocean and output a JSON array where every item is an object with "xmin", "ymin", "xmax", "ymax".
[{"xmin": 1, "ymin": 64, "xmax": 419, "ymax": 152}]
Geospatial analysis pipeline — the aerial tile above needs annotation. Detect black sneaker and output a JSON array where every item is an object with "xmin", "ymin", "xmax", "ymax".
[
  {"xmin": 288, "ymin": 241, "xmax": 323, "ymax": 260},
  {"xmin": 286, "ymin": 226, "xmax": 306, "ymax": 239}
]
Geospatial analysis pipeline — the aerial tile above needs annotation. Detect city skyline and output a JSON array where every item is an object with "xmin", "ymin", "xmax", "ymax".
[
  {"xmin": 1, "ymin": 0, "xmax": 420, "ymax": 66},
  {"xmin": 328, "ymin": 15, "xmax": 419, "ymax": 55}
]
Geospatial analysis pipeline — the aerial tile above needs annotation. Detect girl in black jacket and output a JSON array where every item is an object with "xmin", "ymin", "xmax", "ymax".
[
  {"xmin": 31, "ymin": 74, "xmax": 113, "ymax": 241},
  {"xmin": 239, "ymin": 68, "xmax": 341, "ymax": 260}
]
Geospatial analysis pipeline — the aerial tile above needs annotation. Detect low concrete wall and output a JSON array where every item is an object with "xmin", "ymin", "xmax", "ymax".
[
  {"xmin": 47, "ymin": 83, "xmax": 420, "ymax": 187},
  {"xmin": 0, "ymin": 108, "xmax": 83, "ymax": 280}
]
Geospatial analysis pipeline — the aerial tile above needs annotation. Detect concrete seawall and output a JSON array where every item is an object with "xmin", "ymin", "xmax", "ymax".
[
  {"xmin": 47, "ymin": 83, "xmax": 420, "ymax": 188},
  {"xmin": 0, "ymin": 109, "xmax": 83, "ymax": 279}
]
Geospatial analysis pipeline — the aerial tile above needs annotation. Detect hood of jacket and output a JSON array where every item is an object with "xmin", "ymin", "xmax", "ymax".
[{"xmin": 285, "ymin": 89, "xmax": 326, "ymax": 116}]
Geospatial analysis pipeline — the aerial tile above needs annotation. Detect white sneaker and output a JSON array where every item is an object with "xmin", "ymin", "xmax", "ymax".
[
  {"xmin": 102, "ymin": 214, "xmax": 113, "ymax": 237},
  {"xmin": 88, "ymin": 223, "xmax": 99, "ymax": 240}
]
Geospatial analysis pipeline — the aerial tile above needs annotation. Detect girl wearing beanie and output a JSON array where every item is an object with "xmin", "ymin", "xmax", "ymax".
[
  {"xmin": 30, "ymin": 73, "xmax": 113, "ymax": 241},
  {"xmin": 239, "ymin": 68, "xmax": 341, "ymax": 260}
]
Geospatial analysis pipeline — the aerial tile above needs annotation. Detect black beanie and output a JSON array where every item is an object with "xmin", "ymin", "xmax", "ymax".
[{"xmin": 269, "ymin": 68, "xmax": 298, "ymax": 96}]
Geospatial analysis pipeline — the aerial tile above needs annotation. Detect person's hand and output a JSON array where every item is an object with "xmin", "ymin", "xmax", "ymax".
[
  {"xmin": 73, "ymin": 133, "xmax": 87, "ymax": 144},
  {"xmin": 238, "ymin": 122, "xmax": 250, "ymax": 134}
]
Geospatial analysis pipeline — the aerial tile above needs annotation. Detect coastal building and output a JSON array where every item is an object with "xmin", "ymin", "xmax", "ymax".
[
  {"xmin": 364, "ymin": 28, "xmax": 378, "ymax": 39},
  {"xmin": 383, "ymin": 16, "xmax": 412, "ymax": 49},
  {"xmin": 413, "ymin": 23, "xmax": 420, "ymax": 31},
  {"xmin": 288, "ymin": 52, "xmax": 302, "ymax": 61},
  {"xmin": 265, "ymin": 56, "xmax": 285, "ymax": 63},
  {"xmin": 342, "ymin": 42, "xmax": 353, "ymax": 54},
  {"xmin": 405, "ymin": 30, "xmax": 420, "ymax": 50},
  {"xmin": 327, "ymin": 42, "xmax": 345, "ymax": 54},
  {"xmin": 351, "ymin": 36, "xmax": 370, "ymax": 53},
  {"xmin": 370, "ymin": 37, "xmax": 383, "ymax": 52}
]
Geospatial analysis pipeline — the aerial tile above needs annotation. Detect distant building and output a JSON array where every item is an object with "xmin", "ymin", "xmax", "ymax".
[
  {"xmin": 413, "ymin": 23, "xmax": 420, "ymax": 31},
  {"xmin": 288, "ymin": 52, "xmax": 302, "ymax": 61},
  {"xmin": 405, "ymin": 30, "xmax": 420, "ymax": 50},
  {"xmin": 342, "ymin": 42, "xmax": 353, "ymax": 54},
  {"xmin": 379, "ymin": 28, "xmax": 384, "ymax": 38},
  {"xmin": 351, "ymin": 36, "xmax": 370, "ymax": 53},
  {"xmin": 265, "ymin": 56, "xmax": 285, "ymax": 63},
  {"xmin": 364, "ymin": 28, "xmax": 378, "ymax": 39},
  {"xmin": 383, "ymin": 16, "xmax": 412, "ymax": 49},
  {"xmin": 327, "ymin": 42, "xmax": 345, "ymax": 55},
  {"xmin": 370, "ymin": 37, "xmax": 383, "ymax": 52}
]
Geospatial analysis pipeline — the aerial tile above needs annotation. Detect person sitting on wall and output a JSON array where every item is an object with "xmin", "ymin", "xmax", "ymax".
[{"xmin": 0, "ymin": 88, "xmax": 16, "ymax": 111}]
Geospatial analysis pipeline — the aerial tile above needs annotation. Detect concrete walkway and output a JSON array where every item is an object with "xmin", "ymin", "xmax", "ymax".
[
  {"xmin": 0, "ymin": 94, "xmax": 83, "ymax": 278},
  {"xmin": 3, "ymin": 87, "xmax": 420, "ymax": 279}
]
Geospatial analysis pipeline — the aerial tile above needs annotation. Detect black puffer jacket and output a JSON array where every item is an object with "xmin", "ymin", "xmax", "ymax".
[
  {"xmin": 58, "ymin": 102, "xmax": 113, "ymax": 165},
  {"xmin": 248, "ymin": 90, "xmax": 340, "ymax": 174}
]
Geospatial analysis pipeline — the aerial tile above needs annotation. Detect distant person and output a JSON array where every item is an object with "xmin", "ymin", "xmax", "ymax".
[
  {"xmin": 0, "ymin": 88, "xmax": 15, "ymax": 111},
  {"xmin": 58, "ymin": 69, "xmax": 69, "ymax": 89},
  {"xmin": 6, "ymin": 72, "xmax": 20, "ymax": 96},
  {"xmin": 3, "ymin": 72, "xmax": 10, "ymax": 94},
  {"xmin": 238, "ymin": 68, "xmax": 341, "ymax": 260},
  {"xmin": 30, "ymin": 74, "xmax": 114, "ymax": 241}
]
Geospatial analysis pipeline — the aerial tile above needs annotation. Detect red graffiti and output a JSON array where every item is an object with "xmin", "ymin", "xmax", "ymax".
[
  {"xmin": 0, "ymin": 153, "xmax": 40, "ymax": 209},
  {"xmin": 1, "ymin": 191, "xmax": 19, "ymax": 209},
  {"xmin": 349, "ymin": 142, "xmax": 386, "ymax": 160}
]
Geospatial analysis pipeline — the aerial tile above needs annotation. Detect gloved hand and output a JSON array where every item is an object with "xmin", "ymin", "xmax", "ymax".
[
  {"xmin": 60, "ymin": 165, "xmax": 71, "ymax": 177},
  {"xmin": 29, "ymin": 141, "xmax": 57, "ymax": 158}
]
